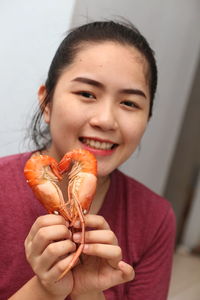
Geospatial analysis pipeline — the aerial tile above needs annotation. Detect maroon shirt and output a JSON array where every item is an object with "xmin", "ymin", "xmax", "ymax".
[{"xmin": 0, "ymin": 153, "xmax": 176, "ymax": 299}]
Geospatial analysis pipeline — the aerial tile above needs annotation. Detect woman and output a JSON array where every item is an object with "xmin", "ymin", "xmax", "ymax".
[{"xmin": 0, "ymin": 20, "xmax": 176, "ymax": 299}]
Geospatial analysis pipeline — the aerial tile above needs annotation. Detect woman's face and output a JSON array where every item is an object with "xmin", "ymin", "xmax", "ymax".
[{"xmin": 40, "ymin": 42, "xmax": 150, "ymax": 177}]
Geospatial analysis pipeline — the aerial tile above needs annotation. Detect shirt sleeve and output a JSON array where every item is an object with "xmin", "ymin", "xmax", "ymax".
[{"xmin": 127, "ymin": 205, "xmax": 176, "ymax": 300}]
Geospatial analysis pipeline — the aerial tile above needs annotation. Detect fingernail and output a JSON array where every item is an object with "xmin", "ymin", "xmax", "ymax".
[
  {"xmin": 73, "ymin": 233, "xmax": 81, "ymax": 242},
  {"xmin": 83, "ymin": 244, "xmax": 89, "ymax": 250}
]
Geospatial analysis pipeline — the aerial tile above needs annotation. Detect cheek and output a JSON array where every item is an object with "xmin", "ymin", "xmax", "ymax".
[
  {"xmin": 124, "ymin": 120, "xmax": 147, "ymax": 141},
  {"xmin": 123, "ymin": 118, "xmax": 148, "ymax": 146},
  {"xmin": 49, "ymin": 101, "xmax": 88, "ymax": 134}
]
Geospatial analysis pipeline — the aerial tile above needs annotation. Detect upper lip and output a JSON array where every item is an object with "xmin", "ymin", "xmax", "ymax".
[{"xmin": 79, "ymin": 136, "xmax": 118, "ymax": 145}]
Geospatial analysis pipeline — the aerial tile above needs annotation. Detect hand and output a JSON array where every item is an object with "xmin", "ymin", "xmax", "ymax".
[
  {"xmin": 70, "ymin": 214, "xmax": 134, "ymax": 297},
  {"xmin": 24, "ymin": 214, "xmax": 76, "ymax": 298}
]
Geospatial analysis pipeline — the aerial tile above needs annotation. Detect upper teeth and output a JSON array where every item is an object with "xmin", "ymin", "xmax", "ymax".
[{"xmin": 82, "ymin": 138, "xmax": 113, "ymax": 150}]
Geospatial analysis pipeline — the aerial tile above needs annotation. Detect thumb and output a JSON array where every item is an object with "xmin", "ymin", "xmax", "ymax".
[{"xmin": 117, "ymin": 261, "xmax": 135, "ymax": 282}]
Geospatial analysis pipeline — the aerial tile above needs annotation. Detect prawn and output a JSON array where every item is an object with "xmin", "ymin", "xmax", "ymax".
[{"xmin": 24, "ymin": 149, "xmax": 97, "ymax": 280}]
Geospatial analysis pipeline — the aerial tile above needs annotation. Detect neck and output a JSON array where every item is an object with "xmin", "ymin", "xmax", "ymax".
[{"xmin": 89, "ymin": 175, "xmax": 110, "ymax": 214}]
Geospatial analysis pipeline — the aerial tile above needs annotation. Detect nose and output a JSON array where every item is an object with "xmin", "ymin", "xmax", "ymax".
[{"xmin": 89, "ymin": 102, "xmax": 118, "ymax": 131}]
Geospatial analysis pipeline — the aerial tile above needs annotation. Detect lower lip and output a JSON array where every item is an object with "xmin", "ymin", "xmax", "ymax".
[{"xmin": 81, "ymin": 143, "xmax": 116, "ymax": 156}]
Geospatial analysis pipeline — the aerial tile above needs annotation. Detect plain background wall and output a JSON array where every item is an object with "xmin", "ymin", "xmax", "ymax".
[
  {"xmin": 0, "ymin": 0, "xmax": 199, "ymax": 196},
  {"xmin": 182, "ymin": 171, "xmax": 200, "ymax": 249},
  {"xmin": 0, "ymin": 0, "xmax": 75, "ymax": 154}
]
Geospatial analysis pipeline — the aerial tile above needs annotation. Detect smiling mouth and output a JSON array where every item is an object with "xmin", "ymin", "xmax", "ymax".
[{"xmin": 79, "ymin": 137, "xmax": 118, "ymax": 150}]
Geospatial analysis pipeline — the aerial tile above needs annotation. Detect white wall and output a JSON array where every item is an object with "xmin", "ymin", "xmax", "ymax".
[
  {"xmin": 72, "ymin": 0, "xmax": 200, "ymax": 194},
  {"xmin": 0, "ymin": 0, "xmax": 200, "ymax": 196},
  {"xmin": 182, "ymin": 170, "xmax": 200, "ymax": 249},
  {"xmin": 0, "ymin": 0, "xmax": 75, "ymax": 154}
]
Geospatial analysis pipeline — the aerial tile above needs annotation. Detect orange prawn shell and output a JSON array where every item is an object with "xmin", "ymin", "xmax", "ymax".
[
  {"xmin": 58, "ymin": 149, "xmax": 97, "ymax": 215},
  {"xmin": 24, "ymin": 154, "xmax": 66, "ymax": 216},
  {"xmin": 58, "ymin": 149, "xmax": 97, "ymax": 175},
  {"xmin": 24, "ymin": 155, "xmax": 61, "ymax": 187}
]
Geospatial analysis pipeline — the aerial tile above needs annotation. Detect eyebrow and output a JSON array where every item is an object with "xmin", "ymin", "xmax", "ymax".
[
  {"xmin": 71, "ymin": 77, "xmax": 147, "ymax": 99},
  {"xmin": 72, "ymin": 77, "xmax": 104, "ymax": 88}
]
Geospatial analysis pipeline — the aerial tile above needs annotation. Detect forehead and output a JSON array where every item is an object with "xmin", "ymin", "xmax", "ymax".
[
  {"xmin": 75, "ymin": 41, "xmax": 146, "ymax": 64},
  {"xmin": 66, "ymin": 41, "xmax": 150, "ymax": 82}
]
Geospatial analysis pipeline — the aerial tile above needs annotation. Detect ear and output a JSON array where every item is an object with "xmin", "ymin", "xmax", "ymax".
[{"xmin": 38, "ymin": 85, "xmax": 51, "ymax": 124}]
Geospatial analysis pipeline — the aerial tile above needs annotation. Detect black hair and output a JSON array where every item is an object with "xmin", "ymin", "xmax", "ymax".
[{"xmin": 29, "ymin": 20, "xmax": 157, "ymax": 149}]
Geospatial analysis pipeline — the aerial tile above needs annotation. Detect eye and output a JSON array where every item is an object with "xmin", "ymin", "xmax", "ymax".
[
  {"xmin": 121, "ymin": 100, "xmax": 140, "ymax": 110},
  {"xmin": 77, "ymin": 91, "xmax": 95, "ymax": 99}
]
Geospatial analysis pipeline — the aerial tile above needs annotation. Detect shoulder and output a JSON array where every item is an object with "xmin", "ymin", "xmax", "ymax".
[
  {"xmin": 0, "ymin": 152, "xmax": 32, "ymax": 180},
  {"xmin": 0, "ymin": 152, "xmax": 32, "ymax": 166}
]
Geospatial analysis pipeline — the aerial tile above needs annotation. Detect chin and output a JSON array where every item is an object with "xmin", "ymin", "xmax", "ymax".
[{"xmin": 97, "ymin": 166, "xmax": 115, "ymax": 178}]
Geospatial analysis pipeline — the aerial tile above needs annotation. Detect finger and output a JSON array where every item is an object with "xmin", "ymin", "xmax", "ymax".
[
  {"xmin": 37, "ymin": 251, "xmax": 76, "ymax": 283},
  {"xmin": 31, "ymin": 224, "xmax": 72, "ymax": 256},
  {"xmin": 83, "ymin": 244, "xmax": 122, "ymax": 268},
  {"xmin": 118, "ymin": 261, "xmax": 135, "ymax": 282},
  {"xmin": 36, "ymin": 239, "xmax": 77, "ymax": 273},
  {"xmin": 73, "ymin": 229, "xmax": 118, "ymax": 245},
  {"xmin": 45, "ymin": 251, "xmax": 79, "ymax": 281},
  {"xmin": 26, "ymin": 214, "xmax": 68, "ymax": 244},
  {"xmin": 73, "ymin": 214, "xmax": 110, "ymax": 230},
  {"xmin": 104, "ymin": 261, "xmax": 135, "ymax": 288}
]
